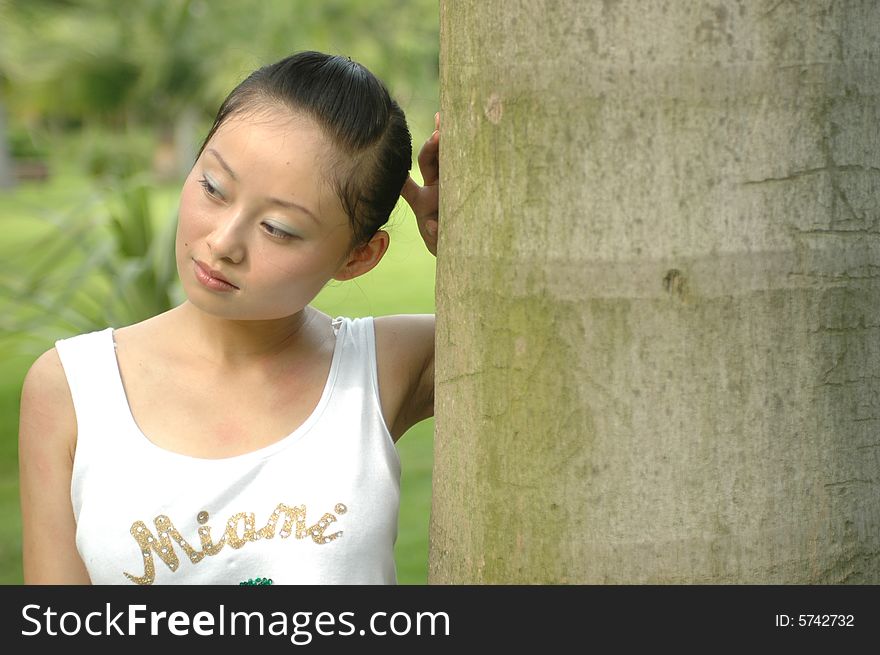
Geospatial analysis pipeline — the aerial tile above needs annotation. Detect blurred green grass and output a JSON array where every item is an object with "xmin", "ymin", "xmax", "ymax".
[{"xmin": 0, "ymin": 175, "xmax": 436, "ymax": 585}]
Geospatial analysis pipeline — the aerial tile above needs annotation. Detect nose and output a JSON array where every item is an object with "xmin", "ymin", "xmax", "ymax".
[{"xmin": 206, "ymin": 207, "xmax": 247, "ymax": 264}]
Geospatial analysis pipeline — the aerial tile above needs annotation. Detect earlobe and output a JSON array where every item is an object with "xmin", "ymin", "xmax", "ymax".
[{"xmin": 333, "ymin": 230, "xmax": 390, "ymax": 281}]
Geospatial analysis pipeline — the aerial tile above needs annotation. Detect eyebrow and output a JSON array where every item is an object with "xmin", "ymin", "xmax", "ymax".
[{"xmin": 206, "ymin": 148, "xmax": 320, "ymax": 224}]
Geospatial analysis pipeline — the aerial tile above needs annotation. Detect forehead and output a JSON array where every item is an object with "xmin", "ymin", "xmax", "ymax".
[
  {"xmin": 205, "ymin": 108, "xmax": 346, "ymax": 224},
  {"xmin": 210, "ymin": 108, "xmax": 330, "ymax": 173}
]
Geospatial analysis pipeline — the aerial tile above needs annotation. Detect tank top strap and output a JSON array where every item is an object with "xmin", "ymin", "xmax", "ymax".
[
  {"xmin": 328, "ymin": 316, "xmax": 397, "ymax": 454},
  {"xmin": 332, "ymin": 316, "xmax": 382, "ymax": 405},
  {"xmin": 55, "ymin": 327, "xmax": 132, "ymax": 444}
]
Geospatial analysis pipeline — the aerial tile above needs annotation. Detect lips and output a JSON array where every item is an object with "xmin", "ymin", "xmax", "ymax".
[{"xmin": 193, "ymin": 259, "xmax": 239, "ymax": 291}]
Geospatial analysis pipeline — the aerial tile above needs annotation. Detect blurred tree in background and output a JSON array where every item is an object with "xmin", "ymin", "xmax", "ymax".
[{"xmin": 1, "ymin": 0, "xmax": 438, "ymax": 179}]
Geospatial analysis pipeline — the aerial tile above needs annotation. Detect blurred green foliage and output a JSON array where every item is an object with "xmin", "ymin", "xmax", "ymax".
[
  {"xmin": 0, "ymin": 0, "xmax": 439, "ymax": 134},
  {"xmin": 0, "ymin": 0, "xmax": 439, "ymax": 339},
  {"xmin": 0, "ymin": 0, "xmax": 439, "ymax": 584},
  {"xmin": 7, "ymin": 126, "xmax": 47, "ymax": 159}
]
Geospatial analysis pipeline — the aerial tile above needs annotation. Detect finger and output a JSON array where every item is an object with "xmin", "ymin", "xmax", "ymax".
[
  {"xmin": 434, "ymin": 112, "xmax": 440, "ymax": 131},
  {"xmin": 417, "ymin": 132, "xmax": 440, "ymax": 185},
  {"xmin": 417, "ymin": 217, "xmax": 438, "ymax": 257},
  {"xmin": 400, "ymin": 175, "xmax": 419, "ymax": 206}
]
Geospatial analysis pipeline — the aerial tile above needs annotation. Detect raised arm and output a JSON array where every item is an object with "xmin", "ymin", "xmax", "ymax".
[
  {"xmin": 373, "ymin": 115, "xmax": 441, "ymax": 441},
  {"xmin": 19, "ymin": 349, "xmax": 91, "ymax": 584}
]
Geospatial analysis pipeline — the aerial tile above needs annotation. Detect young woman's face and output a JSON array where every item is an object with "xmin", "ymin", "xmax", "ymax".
[{"xmin": 175, "ymin": 109, "xmax": 354, "ymax": 321}]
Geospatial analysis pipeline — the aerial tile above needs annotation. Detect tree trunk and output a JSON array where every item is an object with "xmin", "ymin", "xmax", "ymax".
[{"xmin": 430, "ymin": 0, "xmax": 880, "ymax": 583}]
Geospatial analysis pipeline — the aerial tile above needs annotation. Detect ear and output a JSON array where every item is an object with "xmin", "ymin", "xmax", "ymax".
[{"xmin": 333, "ymin": 230, "xmax": 390, "ymax": 281}]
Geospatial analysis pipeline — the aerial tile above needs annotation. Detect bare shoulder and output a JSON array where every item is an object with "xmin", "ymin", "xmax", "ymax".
[
  {"xmin": 23, "ymin": 346, "xmax": 69, "ymax": 390},
  {"xmin": 372, "ymin": 314, "xmax": 435, "ymax": 441},
  {"xmin": 373, "ymin": 314, "xmax": 434, "ymax": 382},
  {"xmin": 19, "ymin": 347, "xmax": 90, "ymax": 583},
  {"xmin": 20, "ymin": 347, "xmax": 77, "ymax": 453},
  {"xmin": 373, "ymin": 314, "xmax": 435, "ymax": 353}
]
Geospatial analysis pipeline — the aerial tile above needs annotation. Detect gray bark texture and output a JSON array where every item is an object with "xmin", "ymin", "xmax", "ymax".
[{"xmin": 430, "ymin": 0, "xmax": 880, "ymax": 583}]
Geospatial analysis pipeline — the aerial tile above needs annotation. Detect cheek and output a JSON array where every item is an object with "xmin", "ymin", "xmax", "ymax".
[
  {"xmin": 258, "ymin": 238, "xmax": 337, "ymax": 277},
  {"xmin": 176, "ymin": 188, "xmax": 208, "ymax": 247}
]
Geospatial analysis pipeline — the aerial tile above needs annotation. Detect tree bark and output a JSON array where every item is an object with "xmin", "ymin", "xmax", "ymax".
[{"xmin": 430, "ymin": 0, "xmax": 880, "ymax": 583}]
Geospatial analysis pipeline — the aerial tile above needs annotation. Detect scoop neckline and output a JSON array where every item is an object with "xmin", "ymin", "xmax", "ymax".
[{"xmin": 105, "ymin": 318, "xmax": 346, "ymax": 465}]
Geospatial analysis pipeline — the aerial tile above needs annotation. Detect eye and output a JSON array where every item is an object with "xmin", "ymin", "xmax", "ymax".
[
  {"xmin": 262, "ymin": 221, "xmax": 296, "ymax": 240},
  {"xmin": 198, "ymin": 177, "xmax": 221, "ymax": 199}
]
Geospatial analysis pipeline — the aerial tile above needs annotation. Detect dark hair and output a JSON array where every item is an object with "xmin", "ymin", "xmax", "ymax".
[{"xmin": 196, "ymin": 51, "xmax": 412, "ymax": 246}]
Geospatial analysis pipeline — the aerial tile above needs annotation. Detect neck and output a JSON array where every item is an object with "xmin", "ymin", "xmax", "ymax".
[{"xmin": 172, "ymin": 301, "xmax": 320, "ymax": 368}]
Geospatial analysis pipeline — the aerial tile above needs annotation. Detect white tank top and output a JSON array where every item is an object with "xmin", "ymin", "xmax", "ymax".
[{"xmin": 55, "ymin": 316, "xmax": 400, "ymax": 585}]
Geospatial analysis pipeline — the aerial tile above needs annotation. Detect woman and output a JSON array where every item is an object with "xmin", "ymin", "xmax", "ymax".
[{"xmin": 18, "ymin": 51, "xmax": 440, "ymax": 584}]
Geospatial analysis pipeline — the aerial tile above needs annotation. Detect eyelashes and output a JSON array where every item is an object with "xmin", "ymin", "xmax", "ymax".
[
  {"xmin": 197, "ymin": 176, "xmax": 297, "ymax": 241},
  {"xmin": 198, "ymin": 177, "xmax": 220, "ymax": 198},
  {"xmin": 261, "ymin": 222, "xmax": 296, "ymax": 240}
]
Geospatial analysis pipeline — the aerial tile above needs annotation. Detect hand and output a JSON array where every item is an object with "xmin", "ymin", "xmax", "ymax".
[{"xmin": 402, "ymin": 112, "xmax": 440, "ymax": 256}]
